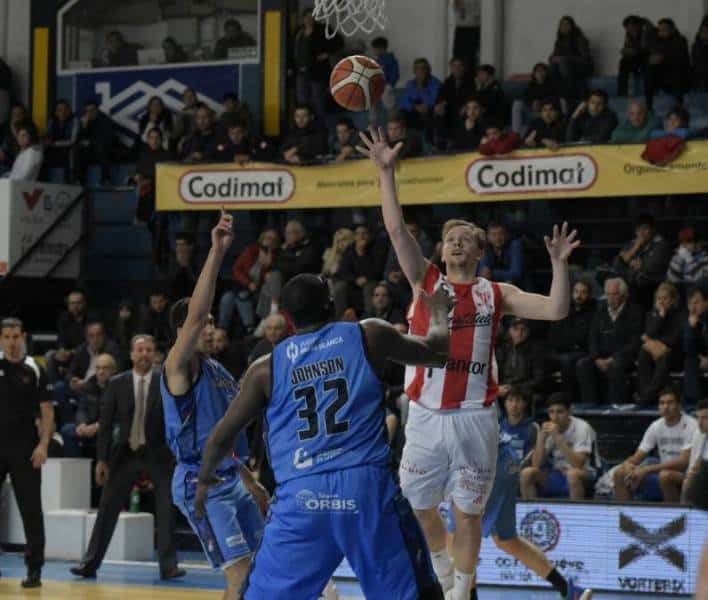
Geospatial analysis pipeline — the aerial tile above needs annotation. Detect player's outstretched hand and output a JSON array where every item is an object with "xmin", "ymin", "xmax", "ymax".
[
  {"xmin": 194, "ymin": 476, "xmax": 221, "ymax": 519},
  {"xmin": 356, "ymin": 126, "xmax": 402, "ymax": 171},
  {"xmin": 544, "ymin": 222, "xmax": 580, "ymax": 263},
  {"xmin": 420, "ymin": 287, "xmax": 456, "ymax": 317},
  {"xmin": 211, "ymin": 207, "xmax": 234, "ymax": 254}
]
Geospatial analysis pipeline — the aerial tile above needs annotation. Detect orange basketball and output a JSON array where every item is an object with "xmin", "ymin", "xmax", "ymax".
[{"xmin": 330, "ymin": 55, "xmax": 386, "ymax": 112}]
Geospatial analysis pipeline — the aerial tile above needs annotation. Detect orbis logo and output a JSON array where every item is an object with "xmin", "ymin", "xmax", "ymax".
[
  {"xmin": 295, "ymin": 489, "xmax": 358, "ymax": 513},
  {"xmin": 179, "ymin": 169, "xmax": 296, "ymax": 204},
  {"xmin": 466, "ymin": 154, "xmax": 597, "ymax": 195}
]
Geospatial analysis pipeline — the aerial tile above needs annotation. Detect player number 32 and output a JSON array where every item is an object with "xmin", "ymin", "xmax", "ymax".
[{"xmin": 294, "ymin": 378, "xmax": 350, "ymax": 441}]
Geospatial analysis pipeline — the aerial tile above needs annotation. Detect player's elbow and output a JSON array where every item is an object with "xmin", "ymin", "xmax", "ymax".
[{"xmin": 547, "ymin": 303, "xmax": 569, "ymax": 321}]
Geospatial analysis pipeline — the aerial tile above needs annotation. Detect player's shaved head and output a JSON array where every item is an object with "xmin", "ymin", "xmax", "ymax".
[{"xmin": 281, "ymin": 274, "xmax": 332, "ymax": 329}]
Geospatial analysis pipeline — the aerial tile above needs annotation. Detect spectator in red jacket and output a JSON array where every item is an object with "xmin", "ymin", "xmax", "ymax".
[
  {"xmin": 218, "ymin": 228, "xmax": 281, "ymax": 334},
  {"xmin": 479, "ymin": 122, "xmax": 521, "ymax": 155}
]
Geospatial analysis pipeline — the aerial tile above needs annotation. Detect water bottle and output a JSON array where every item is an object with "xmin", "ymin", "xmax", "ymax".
[{"xmin": 130, "ymin": 486, "xmax": 140, "ymax": 513}]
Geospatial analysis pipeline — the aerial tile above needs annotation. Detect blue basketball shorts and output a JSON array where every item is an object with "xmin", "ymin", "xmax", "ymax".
[
  {"xmin": 172, "ymin": 464, "xmax": 264, "ymax": 569},
  {"xmin": 243, "ymin": 464, "xmax": 440, "ymax": 600},
  {"xmin": 482, "ymin": 446, "xmax": 519, "ymax": 541}
]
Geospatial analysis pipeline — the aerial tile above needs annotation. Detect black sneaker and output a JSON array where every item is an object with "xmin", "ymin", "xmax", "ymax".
[
  {"xmin": 70, "ymin": 563, "xmax": 97, "ymax": 578},
  {"xmin": 21, "ymin": 567, "xmax": 41, "ymax": 588}
]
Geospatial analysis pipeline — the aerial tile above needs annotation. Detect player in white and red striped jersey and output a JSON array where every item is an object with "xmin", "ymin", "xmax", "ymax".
[{"xmin": 358, "ymin": 127, "xmax": 580, "ymax": 600}]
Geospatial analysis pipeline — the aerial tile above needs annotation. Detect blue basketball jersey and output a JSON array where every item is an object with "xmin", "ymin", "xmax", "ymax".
[
  {"xmin": 499, "ymin": 416, "xmax": 536, "ymax": 464},
  {"xmin": 161, "ymin": 357, "xmax": 249, "ymax": 471},
  {"xmin": 268, "ymin": 322, "xmax": 389, "ymax": 484}
]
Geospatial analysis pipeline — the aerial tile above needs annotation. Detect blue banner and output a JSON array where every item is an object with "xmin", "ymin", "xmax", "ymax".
[{"xmin": 74, "ymin": 65, "xmax": 239, "ymax": 141}]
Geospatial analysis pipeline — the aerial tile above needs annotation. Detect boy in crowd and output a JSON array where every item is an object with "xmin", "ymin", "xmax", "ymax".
[{"xmin": 520, "ymin": 393, "xmax": 600, "ymax": 500}]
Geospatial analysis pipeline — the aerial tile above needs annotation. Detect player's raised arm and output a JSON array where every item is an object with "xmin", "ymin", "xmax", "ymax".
[
  {"xmin": 164, "ymin": 209, "xmax": 233, "ymax": 394},
  {"xmin": 357, "ymin": 126, "xmax": 428, "ymax": 290},
  {"xmin": 195, "ymin": 355, "xmax": 271, "ymax": 517},
  {"xmin": 500, "ymin": 222, "xmax": 580, "ymax": 321},
  {"xmin": 363, "ymin": 287, "xmax": 454, "ymax": 370}
]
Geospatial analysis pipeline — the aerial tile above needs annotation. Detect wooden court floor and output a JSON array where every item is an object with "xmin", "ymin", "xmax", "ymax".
[{"xmin": 0, "ymin": 579, "xmax": 220, "ymax": 599}]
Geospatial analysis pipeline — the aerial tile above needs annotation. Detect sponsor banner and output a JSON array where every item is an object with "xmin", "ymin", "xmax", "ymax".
[
  {"xmin": 156, "ymin": 141, "xmax": 708, "ymax": 211},
  {"xmin": 333, "ymin": 502, "xmax": 706, "ymax": 594},
  {"xmin": 0, "ymin": 181, "xmax": 83, "ymax": 278},
  {"xmin": 75, "ymin": 65, "xmax": 238, "ymax": 143}
]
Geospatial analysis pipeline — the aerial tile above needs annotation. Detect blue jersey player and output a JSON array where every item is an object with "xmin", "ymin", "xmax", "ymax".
[
  {"xmin": 196, "ymin": 273, "xmax": 455, "ymax": 599},
  {"xmin": 162, "ymin": 210, "xmax": 266, "ymax": 600},
  {"xmin": 440, "ymin": 388, "xmax": 592, "ymax": 600}
]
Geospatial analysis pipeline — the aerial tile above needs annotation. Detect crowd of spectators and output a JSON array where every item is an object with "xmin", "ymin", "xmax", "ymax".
[
  {"xmin": 7, "ymin": 204, "xmax": 702, "ymax": 507},
  {"xmin": 1, "ymin": 12, "xmax": 708, "ymax": 515}
]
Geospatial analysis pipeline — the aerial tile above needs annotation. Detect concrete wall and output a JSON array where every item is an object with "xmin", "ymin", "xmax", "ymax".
[
  {"xmin": 0, "ymin": 0, "xmax": 32, "ymax": 105},
  {"xmin": 503, "ymin": 0, "xmax": 707, "ymax": 77},
  {"xmin": 314, "ymin": 0, "xmax": 708, "ymax": 81}
]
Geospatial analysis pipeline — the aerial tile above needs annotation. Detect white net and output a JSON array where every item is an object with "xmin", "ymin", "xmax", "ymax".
[{"xmin": 313, "ymin": 0, "xmax": 386, "ymax": 39}]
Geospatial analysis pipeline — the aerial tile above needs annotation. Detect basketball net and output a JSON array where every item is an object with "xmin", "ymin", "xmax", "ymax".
[{"xmin": 313, "ymin": 0, "xmax": 386, "ymax": 39}]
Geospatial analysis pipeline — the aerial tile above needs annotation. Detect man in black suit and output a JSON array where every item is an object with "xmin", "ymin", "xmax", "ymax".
[
  {"xmin": 70, "ymin": 334, "xmax": 184, "ymax": 580},
  {"xmin": 576, "ymin": 277, "xmax": 644, "ymax": 405}
]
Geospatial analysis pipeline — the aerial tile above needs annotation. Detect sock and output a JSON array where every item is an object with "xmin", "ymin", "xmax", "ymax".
[
  {"xmin": 452, "ymin": 569, "xmax": 472, "ymax": 600},
  {"xmin": 546, "ymin": 568, "xmax": 568, "ymax": 598},
  {"xmin": 430, "ymin": 550, "xmax": 452, "ymax": 578}
]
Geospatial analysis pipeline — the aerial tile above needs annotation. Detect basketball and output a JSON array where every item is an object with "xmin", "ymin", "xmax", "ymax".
[{"xmin": 329, "ymin": 55, "xmax": 386, "ymax": 112}]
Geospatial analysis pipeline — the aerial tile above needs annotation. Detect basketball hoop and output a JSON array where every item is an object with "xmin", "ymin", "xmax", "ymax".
[{"xmin": 313, "ymin": 0, "xmax": 386, "ymax": 39}]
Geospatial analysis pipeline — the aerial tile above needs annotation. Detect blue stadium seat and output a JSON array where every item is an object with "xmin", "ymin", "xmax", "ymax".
[
  {"xmin": 501, "ymin": 80, "xmax": 526, "ymax": 102},
  {"xmin": 86, "ymin": 256, "xmax": 156, "ymax": 281},
  {"xmin": 86, "ymin": 165, "xmax": 102, "ymax": 186},
  {"xmin": 47, "ymin": 167, "xmax": 67, "ymax": 184},
  {"xmin": 687, "ymin": 92, "xmax": 708, "ymax": 115},
  {"xmin": 111, "ymin": 163, "xmax": 136, "ymax": 186},
  {"xmin": 608, "ymin": 97, "xmax": 629, "ymax": 118},
  {"xmin": 588, "ymin": 76, "xmax": 617, "ymax": 97},
  {"xmin": 91, "ymin": 189, "xmax": 138, "ymax": 224},
  {"xmin": 89, "ymin": 225, "xmax": 152, "ymax": 256}
]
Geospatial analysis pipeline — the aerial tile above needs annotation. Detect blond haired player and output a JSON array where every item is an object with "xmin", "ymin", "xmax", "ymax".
[{"xmin": 358, "ymin": 127, "xmax": 580, "ymax": 600}]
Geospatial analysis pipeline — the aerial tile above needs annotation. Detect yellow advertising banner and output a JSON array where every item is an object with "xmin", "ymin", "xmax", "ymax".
[{"xmin": 156, "ymin": 141, "xmax": 708, "ymax": 211}]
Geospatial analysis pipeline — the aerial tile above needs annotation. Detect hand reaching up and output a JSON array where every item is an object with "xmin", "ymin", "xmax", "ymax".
[{"xmin": 357, "ymin": 126, "xmax": 402, "ymax": 171}]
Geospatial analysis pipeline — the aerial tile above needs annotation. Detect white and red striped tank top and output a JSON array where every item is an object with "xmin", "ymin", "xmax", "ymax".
[{"xmin": 405, "ymin": 263, "xmax": 503, "ymax": 411}]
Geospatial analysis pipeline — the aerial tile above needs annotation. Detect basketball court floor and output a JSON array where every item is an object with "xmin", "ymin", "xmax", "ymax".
[{"xmin": 0, "ymin": 553, "xmax": 686, "ymax": 599}]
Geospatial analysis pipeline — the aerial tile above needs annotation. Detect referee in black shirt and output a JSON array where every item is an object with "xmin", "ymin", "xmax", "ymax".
[{"xmin": 0, "ymin": 318, "xmax": 54, "ymax": 588}]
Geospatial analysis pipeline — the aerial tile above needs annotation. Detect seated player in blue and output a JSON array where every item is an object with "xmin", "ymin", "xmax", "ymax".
[
  {"xmin": 196, "ymin": 273, "xmax": 454, "ymax": 600},
  {"xmin": 439, "ymin": 388, "xmax": 592, "ymax": 600},
  {"xmin": 520, "ymin": 392, "xmax": 600, "ymax": 500},
  {"xmin": 161, "ymin": 210, "xmax": 267, "ymax": 600}
]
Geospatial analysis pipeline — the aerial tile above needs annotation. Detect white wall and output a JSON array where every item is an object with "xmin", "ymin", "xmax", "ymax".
[
  {"xmin": 304, "ymin": 0, "xmax": 450, "ymax": 81},
  {"xmin": 327, "ymin": 0, "xmax": 708, "ymax": 82},
  {"xmin": 503, "ymin": 0, "xmax": 708, "ymax": 77},
  {"xmin": 0, "ymin": 0, "xmax": 31, "ymax": 105}
]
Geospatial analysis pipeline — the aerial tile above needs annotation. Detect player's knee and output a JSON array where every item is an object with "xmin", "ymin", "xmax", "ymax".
[
  {"xmin": 520, "ymin": 466, "xmax": 538, "ymax": 482},
  {"xmin": 414, "ymin": 506, "xmax": 441, "ymax": 526},
  {"xmin": 566, "ymin": 467, "xmax": 585, "ymax": 483},
  {"xmin": 452, "ymin": 506, "xmax": 480, "ymax": 533},
  {"xmin": 613, "ymin": 466, "xmax": 625, "ymax": 485},
  {"xmin": 658, "ymin": 469, "xmax": 676, "ymax": 486}
]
